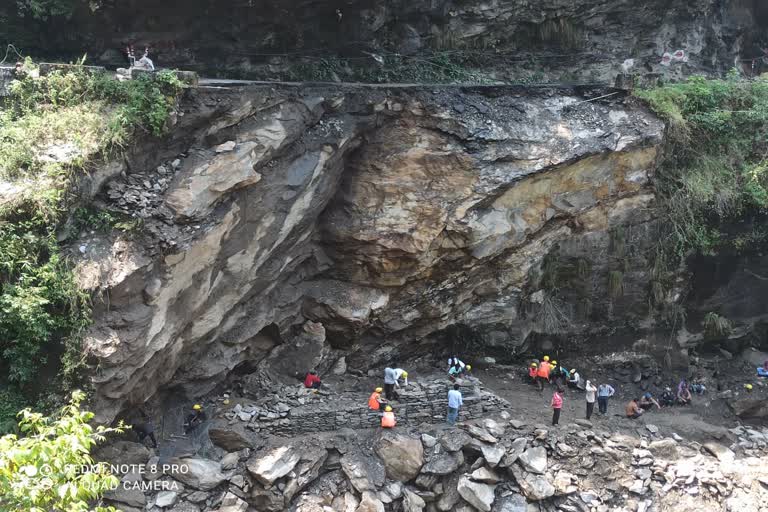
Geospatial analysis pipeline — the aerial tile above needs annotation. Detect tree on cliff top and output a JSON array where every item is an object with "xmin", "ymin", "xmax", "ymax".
[{"xmin": 0, "ymin": 390, "xmax": 122, "ymax": 511}]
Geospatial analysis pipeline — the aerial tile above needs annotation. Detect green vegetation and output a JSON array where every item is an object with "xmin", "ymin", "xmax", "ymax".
[
  {"xmin": 0, "ymin": 61, "xmax": 183, "ymax": 428},
  {"xmin": 0, "ymin": 390, "xmax": 122, "ymax": 512},
  {"xmin": 703, "ymin": 311, "xmax": 732, "ymax": 339},
  {"xmin": 635, "ymin": 75, "xmax": 768, "ymax": 266},
  {"xmin": 285, "ymin": 53, "xmax": 496, "ymax": 84}
]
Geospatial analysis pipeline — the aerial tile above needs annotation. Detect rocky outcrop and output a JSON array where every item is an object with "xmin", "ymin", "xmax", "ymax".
[
  {"xmin": 10, "ymin": 1, "xmax": 767, "ymax": 83},
  {"xmin": 72, "ymin": 83, "xmax": 664, "ymax": 420}
]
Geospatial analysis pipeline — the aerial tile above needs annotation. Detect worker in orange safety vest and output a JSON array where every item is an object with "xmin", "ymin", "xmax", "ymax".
[
  {"xmin": 537, "ymin": 356, "xmax": 551, "ymax": 391},
  {"xmin": 368, "ymin": 387, "xmax": 384, "ymax": 410},
  {"xmin": 381, "ymin": 405, "xmax": 396, "ymax": 428}
]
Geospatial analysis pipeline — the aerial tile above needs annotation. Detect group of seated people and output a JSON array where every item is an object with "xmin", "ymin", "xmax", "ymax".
[
  {"xmin": 448, "ymin": 357, "xmax": 472, "ymax": 379},
  {"xmin": 626, "ymin": 377, "xmax": 706, "ymax": 418}
]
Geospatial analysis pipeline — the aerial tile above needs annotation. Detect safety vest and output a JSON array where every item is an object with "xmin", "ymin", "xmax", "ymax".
[
  {"xmin": 368, "ymin": 392, "xmax": 381, "ymax": 410},
  {"xmin": 538, "ymin": 362, "xmax": 550, "ymax": 379},
  {"xmin": 528, "ymin": 367, "xmax": 537, "ymax": 378},
  {"xmin": 381, "ymin": 412, "xmax": 396, "ymax": 428}
]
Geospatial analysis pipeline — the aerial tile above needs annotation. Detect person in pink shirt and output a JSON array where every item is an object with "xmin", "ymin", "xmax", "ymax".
[{"xmin": 551, "ymin": 387, "xmax": 564, "ymax": 426}]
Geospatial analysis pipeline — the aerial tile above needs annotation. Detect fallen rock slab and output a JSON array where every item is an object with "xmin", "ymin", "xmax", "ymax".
[
  {"xmin": 247, "ymin": 446, "xmax": 300, "ymax": 485},
  {"xmin": 518, "ymin": 447, "xmax": 547, "ymax": 474},
  {"xmin": 375, "ymin": 432, "xmax": 424, "ymax": 482},
  {"xmin": 703, "ymin": 442, "xmax": 735, "ymax": 462},
  {"xmin": 168, "ymin": 457, "xmax": 226, "ymax": 491},
  {"xmin": 458, "ymin": 474, "xmax": 496, "ymax": 512}
]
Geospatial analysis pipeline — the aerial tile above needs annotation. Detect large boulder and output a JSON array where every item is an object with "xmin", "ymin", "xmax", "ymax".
[
  {"xmin": 94, "ymin": 440, "xmax": 151, "ymax": 468},
  {"xmin": 492, "ymin": 494, "xmax": 526, "ymax": 512},
  {"xmin": 457, "ymin": 474, "xmax": 496, "ymax": 512},
  {"xmin": 168, "ymin": 457, "xmax": 227, "ymax": 491},
  {"xmin": 436, "ymin": 472, "xmax": 462, "ymax": 511},
  {"xmin": 375, "ymin": 432, "xmax": 424, "ymax": 481},
  {"xmin": 729, "ymin": 398, "xmax": 768, "ymax": 419},
  {"xmin": 421, "ymin": 450, "xmax": 464, "ymax": 475},
  {"xmin": 355, "ymin": 492, "xmax": 385, "ymax": 512},
  {"xmin": 104, "ymin": 484, "xmax": 146, "ymax": 508},
  {"xmin": 402, "ymin": 487, "xmax": 426, "ymax": 512},
  {"xmin": 209, "ymin": 424, "xmax": 253, "ymax": 451},
  {"xmin": 342, "ymin": 452, "xmax": 386, "ymax": 493},
  {"xmin": 216, "ymin": 492, "xmax": 249, "ymax": 512},
  {"xmin": 440, "ymin": 430, "xmax": 472, "ymax": 452},
  {"xmin": 510, "ymin": 467, "xmax": 554, "ymax": 501},
  {"xmin": 517, "ymin": 447, "xmax": 547, "ymax": 474},
  {"xmin": 282, "ymin": 447, "xmax": 329, "ymax": 501},
  {"xmin": 500, "ymin": 438, "xmax": 527, "ymax": 467},
  {"xmin": 247, "ymin": 446, "xmax": 301, "ymax": 485},
  {"xmin": 703, "ymin": 442, "xmax": 735, "ymax": 462}
]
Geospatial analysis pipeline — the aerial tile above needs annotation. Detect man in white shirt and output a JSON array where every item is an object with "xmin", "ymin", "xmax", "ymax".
[{"xmin": 447, "ymin": 384, "xmax": 463, "ymax": 425}]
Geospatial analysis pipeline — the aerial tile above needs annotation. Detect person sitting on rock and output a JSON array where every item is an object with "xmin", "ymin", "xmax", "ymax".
[
  {"xmin": 625, "ymin": 398, "xmax": 644, "ymax": 419},
  {"xmin": 368, "ymin": 387, "xmax": 384, "ymax": 411},
  {"xmin": 393, "ymin": 368, "xmax": 409, "ymax": 388},
  {"xmin": 184, "ymin": 404, "xmax": 207, "ymax": 434},
  {"xmin": 381, "ymin": 405, "xmax": 396, "ymax": 428},
  {"xmin": 639, "ymin": 392, "xmax": 661, "ymax": 410},
  {"xmin": 660, "ymin": 387, "xmax": 675, "ymax": 407},
  {"xmin": 552, "ymin": 361, "xmax": 568, "ymax": 388},
  {"xmin": 677, "ymin": 379, "xmax": 692, "ymax": 405},
  {"xmin": 758, "ymin": 360, "xmax": 768, "ymax": 377},
  {"xmin": 303, "ymin": 370, "xmax": 322, "ymax": 389},
  {"xmin": 690, "ymin": 377, "xmax": 706, "ymax": 394}
]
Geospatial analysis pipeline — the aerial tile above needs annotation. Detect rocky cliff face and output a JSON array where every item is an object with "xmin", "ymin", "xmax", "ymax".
[
  {"xmin": 7, "ymin": 0, "xmax": 767, "ymax": 82},
  {"xmin": 71, "ymin": 83, "xmax": 664, "ymax": 420}
]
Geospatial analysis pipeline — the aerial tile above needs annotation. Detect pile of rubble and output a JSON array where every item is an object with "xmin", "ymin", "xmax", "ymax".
[
  {"xmin": 106, "ymin": 160, "xmax": 181, "ymax": 221},
  {"xmin": 100, "ymin": 407, "xmax": 768, "ymax": 512}
]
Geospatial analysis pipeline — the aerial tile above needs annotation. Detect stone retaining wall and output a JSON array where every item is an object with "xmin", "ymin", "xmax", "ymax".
[{"xmin": 255, "ymin": 388, "xmax": 508, "ymax": 436}]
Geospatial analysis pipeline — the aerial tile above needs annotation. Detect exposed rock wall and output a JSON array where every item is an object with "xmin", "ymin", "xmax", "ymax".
[
  {"xmin": 6, "ymin": 0, "xmax": 767, "ymax": 81},
  {"xmin": 72, "ymin": 83, "xmax": 664, "ymax": 421}
]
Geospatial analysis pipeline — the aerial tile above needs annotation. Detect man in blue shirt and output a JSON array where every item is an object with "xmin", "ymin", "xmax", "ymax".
[
  {"xmin": 384, "ymin": 367, "xmax": 399, "ymax": 400},
  {"xmin": 447, "ymin": 384, "xmax": 463, "ymax": 425}
]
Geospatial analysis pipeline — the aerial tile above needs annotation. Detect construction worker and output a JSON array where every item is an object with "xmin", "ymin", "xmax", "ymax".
[
  {"xmin": 537, "ymin": 357, "xmax": 551, "ymax": 390},
  {"xmin": 368, "ymin": 387, "xmax": 384, "ymax": 410},
  {"xmin": 597, "ymin": 383, "xmax": 615, "ymax": 414},
  {"xmin": 393, "ymin": 368, "xmax": 409, "ymax": 388},
  {"xmin": 384, "ymin": 367, "xmax": 399, "ymax": 400},
  {"xmin": 381, "ymin": 405, "xmax": 396, "ymax": 428},
  {"xmin": 568, "ymin": 368, "xmax": 582, "ymax": 389},
  {"xmin": 184, "ymin": 404, "xmax": 207, "ymax": 434},
  {"xmin": 552, "ymin": 361, "xmax": 568, "ymax": 388},
  {"xmin": 528, "ymin": 362, "xmax": 538, "ymax": 384},
  {"xmin": 585, "ymin": 380, "xmax": 597, "ymax": 420},
  {"xmin": 447, "ymin": 356, "xmax": 465, "ymax": 373},
  {"xmin": 303, "ymin": 370, "xmax": 322, "ymax": 389},
  {"xmin": 660, "ymin": 387, "xmax": 675, "ymax": 406},
  {"xmin": 639, "ymin": 392, "xmax": 661, "ymax": 410}
]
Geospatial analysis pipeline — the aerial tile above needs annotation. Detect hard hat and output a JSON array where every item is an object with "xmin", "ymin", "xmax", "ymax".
[
  {"xmin": 466, "ymin": 365, "xmax": 472, "ymax": 370},
  {"xmin": 402, "ymin": 371, "xmax": 408, "ymax": 377},
  {"xmin": 223, "ymin": 399, "xmax": 230, "ymax": 405},
  {"xmin": 192, "ymin": 404, "xmax": 202, "ymax": 410},
  {"xmin": 552, "ymin": 360, "xmax": 557, "ymax": 365},
  {"xmin": 570, "ymin": 369, "xmax": 576, "ymax": 374},
  {"xmin": 375, "ymin": 387, "xmax": 383, "ymax": 393},
  {"xmin": 543, "ymin": 356, "xmax": 550, "ymax": 361},
  {"xmin": 531, "ymin": 362, "xmax": 538, "ymax": 367},
  {"xmin": 745, "ymin": 384, "xmax": 753, "ymax": 390},
  {"xmin": 385, "ymin": 405, "xmax": 393, "ymax": 412}
]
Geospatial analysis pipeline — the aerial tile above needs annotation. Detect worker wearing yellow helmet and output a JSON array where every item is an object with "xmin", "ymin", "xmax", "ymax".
[
  {"xmin": 543, "ymin": 355, "xmax": 550, "ymax": 362},
  {"xmin": 381, "ymin": 405, "xmax": 396, "ymax": 428},
  {"xmin": 184, "ymin": 404, "xmax": 207, "ymax": 434},
  {"xmin": 528, "ymin": 362, "xmax": 539, "ymax": 383},
  {"xmin": 745, "ymin": 383, "xmax": 754, "ymax": 391},
  {"xmin": 368, "ymin": 387, "xmax": 384, "ymax": 410},
  {"xmin": 394, "ymin": 368, "xmax": 409, "ymax": 388}
]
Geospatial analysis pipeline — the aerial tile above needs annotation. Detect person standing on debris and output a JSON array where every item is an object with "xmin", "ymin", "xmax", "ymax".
[
  {"xmin": 528, "ymin": 362, "xmax": 539, "ymax": 385},
  {"xmin": 537, "ymin": 357, "xmax": 552, "ymax": 391},
  {"xmin": 447, "ymin": 383, "xmax": 463, "ymax": 425},
  {"xmin": 381, "ymin": 405, "xmax": 396, "ymax": 428},
  {"xmin": 585, "ymin": 380, "xmax": 597, "ymax": 420},
  {"xmin": 184, "ymin": 404, "xmax": 207, "ymax": 434},
  {"xmin": 597, "ymin": 382, "xmax": 615, "ymax": 414},
  {"xmin": 303, "ymin": 370, "xmax": 322, "ymax": 389},
  {"xmin": 384, "ymin": 367, "xmax": 399, "ymax": 400},
  {"xmin": 393, "ymin": 368, "xmax": 409, "ymax": 388},
  {"xmin": 551, "ymin": 387, "xmax": 564, "ymax": 426},
  {"xmin": 625, "ymin": 398, "xmax": 644, "ymax": 419},
  {"xmin": 368, "ymin": 387, "xmax": 384, "ymax": 410}
]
